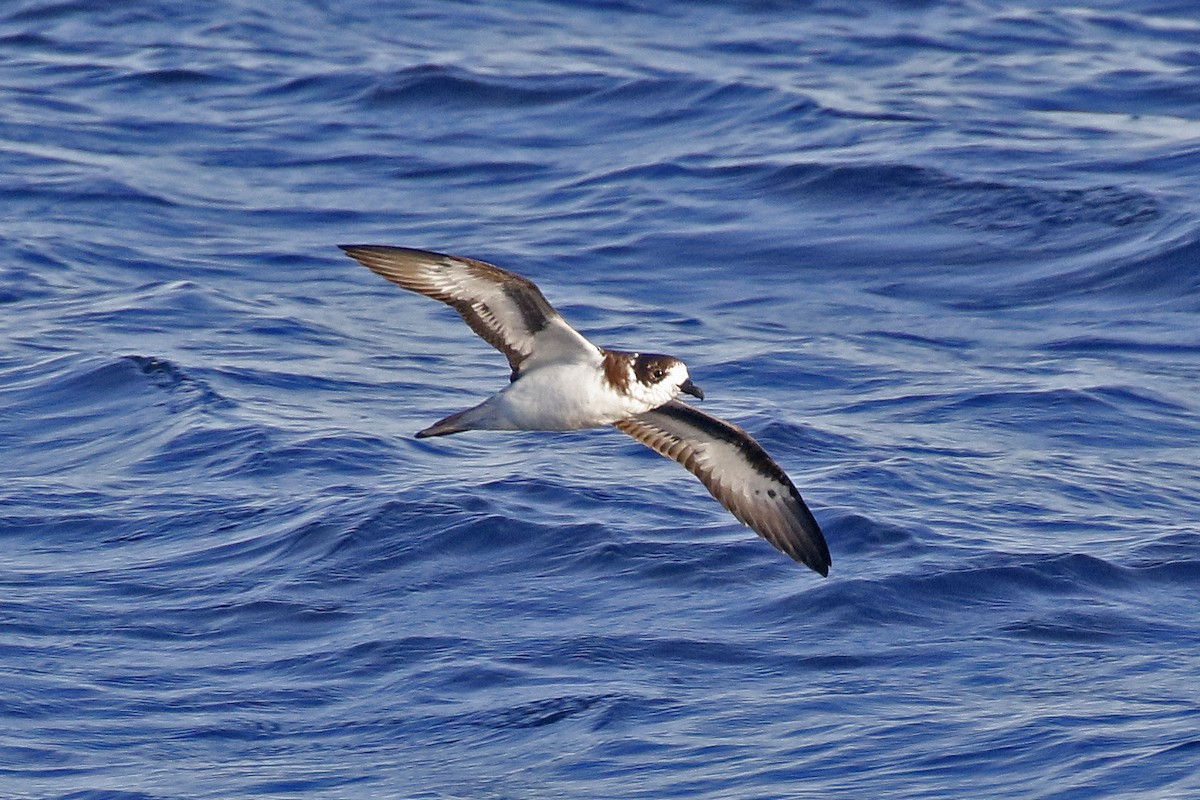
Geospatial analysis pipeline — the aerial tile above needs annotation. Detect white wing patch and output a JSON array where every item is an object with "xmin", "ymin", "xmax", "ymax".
[
  {"xmin": 614, "ymin": 400, "xmax": 830, "ymax": 575},
  {"xmin": 341, "ymin": 245, "xmax": 600, "ymax": 377}
]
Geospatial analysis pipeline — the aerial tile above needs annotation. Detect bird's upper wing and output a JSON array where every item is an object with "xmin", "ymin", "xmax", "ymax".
[
  {"xmin": 341, "ymin": 245, "xmax": 601, "ymax": 377},
  {"xmin": 614, "ymin": 399, "xmax": 830, "ymax": 575}
]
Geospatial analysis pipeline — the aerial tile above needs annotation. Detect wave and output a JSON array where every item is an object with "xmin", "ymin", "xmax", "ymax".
[{"xmin": 360, "ymin": 63, "xmax": 609, "ymax": 110}]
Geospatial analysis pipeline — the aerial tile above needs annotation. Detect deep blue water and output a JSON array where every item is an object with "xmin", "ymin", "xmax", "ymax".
[{"xmin": 4, "ymin": 1, "xmax": 1200, "ymax": 797}]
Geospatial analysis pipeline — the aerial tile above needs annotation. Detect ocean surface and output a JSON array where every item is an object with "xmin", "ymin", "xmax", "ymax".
[{"xmin": 3, "ymin": 1, "xmax": 1200, "ymax": 797}]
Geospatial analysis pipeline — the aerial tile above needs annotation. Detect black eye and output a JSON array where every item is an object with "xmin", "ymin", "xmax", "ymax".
[{"xmin": 652, "ymin": 368, "xmax": 665, "ymax": 380}]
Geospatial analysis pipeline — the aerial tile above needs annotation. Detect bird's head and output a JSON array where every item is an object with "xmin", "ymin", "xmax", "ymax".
[{"xmin": 631, "ymin": 353, "xmax": 704, "ymax": 406}]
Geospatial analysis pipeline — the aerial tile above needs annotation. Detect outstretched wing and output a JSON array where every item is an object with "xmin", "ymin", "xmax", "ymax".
[
  {"xmin": 614, "ymin": 400, "xmax": 830, "ymax": 575},
  {"xmin": 341, "ymin": 245, "xmax": 600, "ymax": 377}
]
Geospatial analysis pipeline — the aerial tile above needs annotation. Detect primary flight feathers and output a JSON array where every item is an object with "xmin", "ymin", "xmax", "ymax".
[
  {"xmin": 341, "ymin": 244, "xmax": 831, "ymax": 576},
  {"xmin": 340, "ymin": 245, "xmax": 596, "ymax": 380}
]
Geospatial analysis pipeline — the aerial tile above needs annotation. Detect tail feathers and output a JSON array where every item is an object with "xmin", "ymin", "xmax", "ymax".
[{"xmin": 415, "ymin": 407, "xmax": 479, "ymax": 438}]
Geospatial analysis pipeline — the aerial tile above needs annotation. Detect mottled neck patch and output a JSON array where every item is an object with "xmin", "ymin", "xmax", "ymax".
[{"xmin": 601, "ymin": 350, "xmax": 635, "ymax": 393}]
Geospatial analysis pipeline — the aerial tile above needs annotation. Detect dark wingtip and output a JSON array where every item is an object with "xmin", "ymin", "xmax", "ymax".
[
  {"xmin": 807, "ymin": 539, "xmax": 832, "ymax": 577},
  {"xmin": 789, "ymin": 518, "xmax": 831, "ymax": 577},
  {"xmin": 789, "ymin": 544, "xmax": 830, "ymax": 576}
]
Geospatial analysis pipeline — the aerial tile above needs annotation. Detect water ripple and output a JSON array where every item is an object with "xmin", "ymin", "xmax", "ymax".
[{"xmin": 5, "ymin": 0, "xmax": 1200, "ymax": 797}]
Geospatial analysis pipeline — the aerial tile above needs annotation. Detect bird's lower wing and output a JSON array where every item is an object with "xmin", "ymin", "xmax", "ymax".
[{"xmin": 614, "ymin": 400, "xmax": 830, "ymax": 575}]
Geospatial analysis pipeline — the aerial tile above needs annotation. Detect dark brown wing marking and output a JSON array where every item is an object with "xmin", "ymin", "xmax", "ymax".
[
  {"xmin": 341, "ymin": 245, "xmax": 599, "ymax": 377},
  {"xmin": 614, "ymin": 400, "xmax": 830, "ymax": 575}
]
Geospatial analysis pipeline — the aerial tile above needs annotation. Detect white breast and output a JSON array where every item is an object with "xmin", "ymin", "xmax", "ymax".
[{"xmin": 485, "ymin": 362, "xmax": 655, "ymax": 431}]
